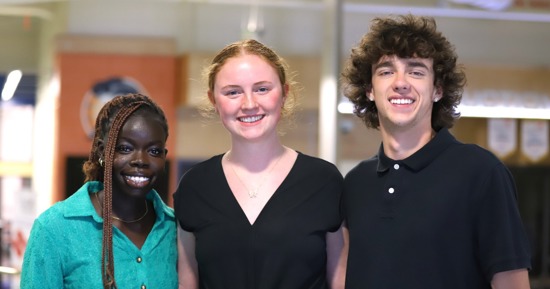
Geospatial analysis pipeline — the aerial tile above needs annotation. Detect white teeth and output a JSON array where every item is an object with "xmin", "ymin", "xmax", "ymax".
[
  {"xmin": 126, "ymin": 176, "xmax": 149, "ymax": 184},
  {"xmin": 390, "ymin": 99, "xmax": 413, "ymax": 105},
  {"xmin": 239, "ymin": 115, "xmax": 263, "ymax": 123}
]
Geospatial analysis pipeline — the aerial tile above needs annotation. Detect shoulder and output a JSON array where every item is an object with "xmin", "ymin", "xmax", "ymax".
[
  {"xmin": 344, "ymin": 155, "xmax": 378, "ymax": 179},
  {"xmin": 181, "ymin": 154, "xmax": 222, "ymax": 178},
  {"xmin": 296, "ymin": 152, "xmax": 343, "ymax": 179},
  {"xmin": 174, "ymin": 154, "xmax": 225, "ymax": 200},
  {"xmin": 437, "ymin": 141, "xmax": 516, "ymax": 200},
  {"xmin": 28, "ymin": 197, "xmax": 77, "ymax": 244},
  {"xmin": 176, "ymin": 155, "xmax": 223, "ymax": 187},
  {"xmin": 35, "ymin": 182, "xmax": 94, "ymax": 225},
  {"xmin": 33, "ymin": 202, "xmax": 65, "ymax": 227},
  {"xmin": 290, "ymin": 153, "xmax": 344, "ymax": 201},
  {"xmin": 446, "ymin": 142, "xmax": 503, "ymax": 170}
]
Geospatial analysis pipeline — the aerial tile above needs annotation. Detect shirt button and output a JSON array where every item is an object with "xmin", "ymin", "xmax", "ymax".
[
  {"xmin": 388, "ymin": 188, "xmax": 395, "ymax": 194},
  {"xmin": 136, "ymin": 257, "xmax": 142, "ymax": 263},
  {"xmin": 141, "ymin": 285, "xmax": 146, "ymax": 289},
  {"xmin": 393, "ymin": 164, "xmax": 400, "ymax": 170}
]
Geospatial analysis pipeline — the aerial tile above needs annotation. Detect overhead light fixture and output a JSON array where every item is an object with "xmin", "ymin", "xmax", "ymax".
[
  {"xmin": 457, "ymin": 105, "xmax": 550, "ymax": 120},
  {"xmin": 241, "ymin": 0, "xmax": 264, "ymax": 40},
  {"xmin": 449, "ymin": 0, "xmax": 513, "ymax": 11},
  {"xmin": 337, "ymin": 90, "xmax": 550, "ymax": 120},
  {"xmin": 2, "ymin": 69, "xmax": 23, "ymax": 101},
  {"xmin": 0, "ymin": 266, "xmax": 20, "ymax": 275}
]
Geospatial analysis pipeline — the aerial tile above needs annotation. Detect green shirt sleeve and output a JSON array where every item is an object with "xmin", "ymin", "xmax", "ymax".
[{"xmin": 21, "ymin": 218, "xmax": 64, "ymax": 289}]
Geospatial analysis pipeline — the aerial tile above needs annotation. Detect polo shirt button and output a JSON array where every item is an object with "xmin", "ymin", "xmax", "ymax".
[
  {"xmin": 388, "ymin": 188, "xmax": 395, "ymax": 194},
  {"xmin": 393, "ymin": 164, "xmax": 400, "ymax": 170},
  {"xmin": 136, "ymin": 257, "xmax": 142, "ymax": 263},
  {"xmin": 141, "ymin": 285, "xmax": 146, "ymax": 289}
]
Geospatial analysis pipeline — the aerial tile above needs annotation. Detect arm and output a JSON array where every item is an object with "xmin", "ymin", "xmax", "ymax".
[
  {"xmin": 326, "ymin": 222, "xmax": 349, "ymax": 289},
  {"xmin": 177, "ymin": 225, "xmax": 199, "ymax": 289},
  {"xmin": 477, "ymin": 164, "xmax": 531, "ymax": 288},
  {"xmin": 20, "ymin": 220, "xmax": 63, "ymax": 289},
  {"xmin": 491, "ymin": 269, "xmax": 530, "ymax": 289}
]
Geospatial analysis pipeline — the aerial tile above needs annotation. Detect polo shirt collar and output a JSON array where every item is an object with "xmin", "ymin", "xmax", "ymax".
[
  {"xmin": 63, "ymin": 181, "xmax": 174, "ymax": 222},
  {"xmin": 377, "ymin": 128, "xmax": 458, "ymax": 173}
]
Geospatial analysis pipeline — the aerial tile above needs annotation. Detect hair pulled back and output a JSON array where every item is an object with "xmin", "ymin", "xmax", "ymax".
[{"xmin": 201, "ymin": 39, "xmax": 299, "ymax": 121}]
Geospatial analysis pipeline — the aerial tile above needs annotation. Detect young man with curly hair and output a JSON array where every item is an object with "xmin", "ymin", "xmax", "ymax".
[{"xmin": 341, "ymin": 14, "xmax": 531, "ymax": 289}]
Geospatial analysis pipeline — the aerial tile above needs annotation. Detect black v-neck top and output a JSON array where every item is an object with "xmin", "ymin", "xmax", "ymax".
[{"xmin": 174, "ymin": 152, "xmax": 343, "ymax": 289}]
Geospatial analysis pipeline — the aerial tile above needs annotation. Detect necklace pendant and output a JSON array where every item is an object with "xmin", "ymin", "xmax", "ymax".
[{"xmin": 249, "ymin": 189, "xmax": 258, "ymax": 198}]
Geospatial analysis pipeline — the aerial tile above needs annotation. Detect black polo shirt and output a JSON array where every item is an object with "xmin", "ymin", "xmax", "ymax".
[{"xmin": 343, "ymin": 128, "xmax": 531, "ymax": 289}]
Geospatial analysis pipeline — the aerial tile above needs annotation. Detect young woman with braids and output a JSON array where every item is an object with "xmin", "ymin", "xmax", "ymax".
[
  {"xmin": 21, "ymin": 93, "xmax": 177, "ymax": 289},
  {"xmin": 174, "ymin": 39, "xmax": 347, "ymax": 289}
]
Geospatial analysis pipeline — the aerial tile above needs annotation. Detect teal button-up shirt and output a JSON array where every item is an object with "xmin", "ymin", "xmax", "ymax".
[{"xmin": 21, "ymin": 181, "xmax": 177, "ymax": 289}]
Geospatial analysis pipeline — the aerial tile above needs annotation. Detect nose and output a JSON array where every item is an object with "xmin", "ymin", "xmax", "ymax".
[
  {"xmin": 241, "ymin": 92, "xmax": 258, "ymax": 110},
  {"xmin": 130, "ymin": 151, "xmax": 149, "ymax": 167},
  {"xmin": 392, "ymin": 73, "xmax": 410, "ymax": 93}
]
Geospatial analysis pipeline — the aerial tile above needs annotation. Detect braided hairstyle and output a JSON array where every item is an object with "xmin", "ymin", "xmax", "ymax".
[{"xmin": 82, "ymin": 93, "xmax": 169, "ymax": 289}]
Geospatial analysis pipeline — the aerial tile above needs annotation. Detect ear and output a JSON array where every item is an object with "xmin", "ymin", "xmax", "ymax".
[
  {"xmin": 207, "ymin": 90, "xmax": 219, "ymax": 113},
  {"xmin": 366, "ymin": 90, "xmax": 374, "ymax": 102},
  {"xmin": 283, "ymin": 84, "xmax": 289, "ymax": 104},
  {"xmin": 433, "ymin": 87, "xmax": 443, "ymax": 102},
  {"xmin": 207, "ymin": 90, "xmax": 216, "ymax": 106}
]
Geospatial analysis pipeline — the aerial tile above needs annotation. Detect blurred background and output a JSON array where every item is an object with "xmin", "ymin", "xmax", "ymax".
[{"xmin": 1, "ymin": 0, "xmax": 550, "ymax": 288}]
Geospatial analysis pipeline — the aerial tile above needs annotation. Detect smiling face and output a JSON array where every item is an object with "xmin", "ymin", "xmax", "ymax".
[
  {"xmin": 107, "ymin": 110, "xmax": 167, "ymax": 198},
  {"xmin": 369, "ymin": 55, "xmax": 442, "ymax": 135},
  {"xmin": 210, "ymin": 53, "xmax": 287, "ymax": 143}
]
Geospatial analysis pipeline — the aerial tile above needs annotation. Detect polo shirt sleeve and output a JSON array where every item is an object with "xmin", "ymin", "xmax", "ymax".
[
  {"xmin": 475, "ymin": 162, "xmax": 531, "ymax": 281},
  {"xmin": 20, "ymin": 218, "xmax": 64, "ymax": 289}
]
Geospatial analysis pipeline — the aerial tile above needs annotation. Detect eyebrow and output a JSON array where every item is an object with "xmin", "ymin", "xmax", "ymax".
[
  {"xmin": 220, "ymin": 81, "xmax": 273, "ymax": 90},
  {"xmin": 373, "ymin": 59, "xmax": 430, "ymax": 71},
  {"xmin": 405, "ymin": 60, "xmax": 430, "ymax": 70},
  {"xmin": 220, "ymin": 85, "xmax": 240, "ymax": 91},
  {"xmin": 373, "ymin": 61, "xmax": 393, "ymax": 71},
  {"xmin": 255, "ymin": 81, "xmax": 272, "ymax": 85},
  {"xmin": 117, "ymin": 136, "xmax": 164, "ymax": 145}
]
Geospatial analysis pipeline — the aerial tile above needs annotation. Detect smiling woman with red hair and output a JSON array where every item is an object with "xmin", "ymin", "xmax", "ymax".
[{"xmin": 174, "ymin": 39, "xmax": 347, "ymax": 289}]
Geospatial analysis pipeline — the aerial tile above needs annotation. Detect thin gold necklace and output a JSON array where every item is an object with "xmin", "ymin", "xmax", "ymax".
[
  {"xmin": 228, "ymin": 150, "xmax": 284, "ymax": 198},
  {"xmin": 95, "ymin": 192, "xmax": 149, "ymax": 223}
]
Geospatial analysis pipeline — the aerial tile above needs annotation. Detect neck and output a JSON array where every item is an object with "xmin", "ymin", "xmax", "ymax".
[
  {"xmin": 229, "ymin": 138, "xmax": 285, "ymax": 167},
  {"xmin": 111, "ymin": 192, "xmax": 149, "ymax": 220},
  {"xmin": 380, "ymin": 126, "xmax": 435, "ymax": 160}
]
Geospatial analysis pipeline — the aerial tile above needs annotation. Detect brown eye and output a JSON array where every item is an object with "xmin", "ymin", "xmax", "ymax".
[
  {"xmin": 115, "ymin": 145, "xmax": 132, "ymax": 153},
  {"xmin": 150, "ymin": 147, "xmax": 165, "ymax": 157}
]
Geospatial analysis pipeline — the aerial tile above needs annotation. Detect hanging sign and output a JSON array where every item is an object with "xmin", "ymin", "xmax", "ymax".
[
  {"xmin": 488, "ymin": 118, "xmax": 517, "ymax": 158},
  {"xmin": 521, "ymin": 120, "xmax": 548, "ymax": 162}
]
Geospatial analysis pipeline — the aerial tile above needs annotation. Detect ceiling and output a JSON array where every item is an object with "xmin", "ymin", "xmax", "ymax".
[{"xmin": 0, "ymin": 0, "xmax": 549, "ymax": 73}]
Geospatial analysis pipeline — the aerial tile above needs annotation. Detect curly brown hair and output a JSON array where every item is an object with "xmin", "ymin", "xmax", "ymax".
[
  {"xmin": 341, "ymin": 14, "xmax": 466, "ymax": 130},
  {"xmin": 82, "ymin": 93, "xmax": 168, "ymax": 289}
]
